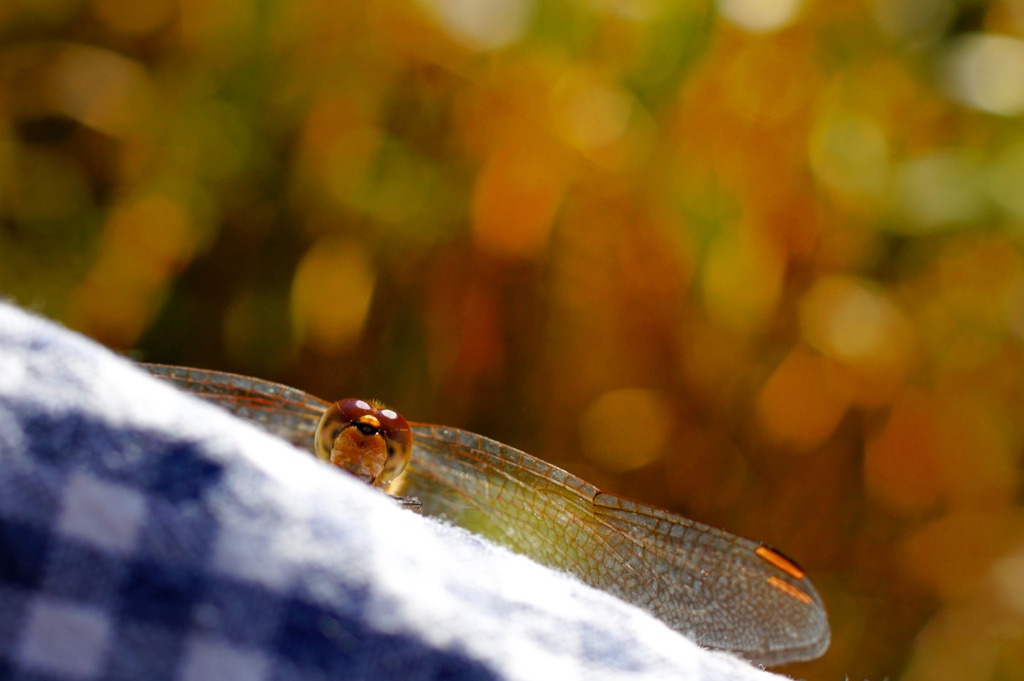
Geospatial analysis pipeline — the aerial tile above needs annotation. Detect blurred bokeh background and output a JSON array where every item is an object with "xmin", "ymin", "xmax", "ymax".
[{"xmin": 5, "ymin": 0, "xmax": 1024, "ymax": 677}]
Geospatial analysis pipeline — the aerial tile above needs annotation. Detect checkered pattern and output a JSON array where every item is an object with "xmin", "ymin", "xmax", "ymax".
[{"xmin": 0, "ymin": 302, "xmax": 777, "ymax": 681}]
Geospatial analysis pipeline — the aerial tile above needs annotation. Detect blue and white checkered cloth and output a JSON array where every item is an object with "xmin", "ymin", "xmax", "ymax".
[{"xmin": 0, "ymin": 301, "xmax": 780, "ymax": 681}]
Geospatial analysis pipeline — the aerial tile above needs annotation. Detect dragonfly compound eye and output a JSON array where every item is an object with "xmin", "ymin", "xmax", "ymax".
[
  {"xmin": 315, "ymin": 398, "xmax": 412, "ymax": 486},
  {"xmin": 374, "ymin": 405, "xmax": 412, "ymax": 483}
]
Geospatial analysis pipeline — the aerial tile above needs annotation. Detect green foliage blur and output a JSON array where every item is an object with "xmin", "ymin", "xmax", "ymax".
[{"xmin": 5, "ymin": 0, "xmax": 1024, "ymax": 678}]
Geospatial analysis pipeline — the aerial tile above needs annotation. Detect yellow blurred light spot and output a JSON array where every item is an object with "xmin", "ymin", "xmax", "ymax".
[
  {"xmin": 302, "ymin": 97, "xmax": 370, "ymax": 163},
  {"xmin": 548, "ymin": 71, "xmax": 653, "ymax": 172},
  {"xmin": 92, "ymin": 0, "xmax": 173, "ymax": 35},
  {"xmin": 297, "ymin": 96, "xmax": 385, "ymax": 211},
  {"xmin": 701, "ymin": 222, "xmax": 784, "ymax": 334},
  {"xmin": 943, "ymin": 34, "xmax": 1024, "ymax": 116},
  {"xmin": 901, "ymin": 607, "xmax": 1003, "ymax": 681},
  {"xmin": 67, "ymin": 276, "xmax": 163, "ymax": 348},
  {"xmin": 305, "ymin": 99, "xmax": 439, "ymax": 227},
  {"xmin": 66, "ymin": 192, "xmax": 196, "ymax": 347},
  {"xmin": 471, "ymin": 133, "xmax": 566, "ymax": 259},
  {"xmin": 757, "ymin": 347, "xmax": 851, "ymax": 451},
  {"xmin": 989, "ymin": 544, "xmax": 1024, "ymax": 618},
  {"xmin": 718, "ymin": 38, "xmax": 818, "ymax": 128},
  {"xmin": 895, "ymin": 151, "xmax": 985, "ymax": 230},
  {"xmin": 419, "ymin": 0, "xmax": 532, "ymax": 50},
  {"xmin": 903, "ymin": 510, "xmax": 1022, "ymax": 599},
  {"xmin": 52, "ymin": 45, "xmax": 152, "ymax": 137},
  {"xmin": 819, "ymin": 287, "xmax": 886, "ymax": 358},
  {"xmin": 105, "ymin": 193, "xmax": 196, "ymax": 273},
  {"xmin": 716, "ymin": 0, "xmax": 802, "ymax": 32},
  {"xmin": 809, "ymin": 112, "xmax": 889, "ymax": 201},
  {"xmin": 67, "ymin": 263, "xmax": 166, "ymax": 348},
  {"xmin": 551, "ymin": 71, "xmax": 634, "ymax": 153},
  {"xmin": 291, "ymin": 238, "xmax": 376, "ymax": 354},
  {"xmin": 799, "ymin": 275, "xmax": 912, "ymax": 405},
  {"xmin": 985, "ymin": 141, "xmax": 1024, "ymax": 219},
  {"xmin": 579, "ymin": 389, "xmax": 672, "ymax": 472},
  {"xmin": 357, "ymin": 141, "xmax": 440, "ymax": 225}
]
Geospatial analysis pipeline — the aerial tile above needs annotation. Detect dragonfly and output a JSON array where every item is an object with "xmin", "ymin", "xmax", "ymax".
[{"xmin": 141, "ymin": 363, "xmax": 830, "ymax": 666}]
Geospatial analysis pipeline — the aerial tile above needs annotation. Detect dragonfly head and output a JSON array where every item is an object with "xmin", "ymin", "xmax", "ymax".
[{"xmin": 315, "ymin": 398, "xmax": 412, "ymax": 486}]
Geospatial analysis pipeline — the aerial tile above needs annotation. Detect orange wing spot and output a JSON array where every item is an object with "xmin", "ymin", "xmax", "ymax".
[
  {"xmin": 767, "ymin": 576, "xmax": 813, "ymax": 604},
  {"xmin": 756, "ymin": 545, "xmax": 806, "ymax": 579}
]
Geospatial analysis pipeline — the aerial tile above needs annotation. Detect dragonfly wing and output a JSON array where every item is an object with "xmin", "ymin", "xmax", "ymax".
[
  {"xmin": 593, "ymin": 493, "xmax": 830, "ymax": 665},
  {"xmin": 140, "ymin": 364, "xmax": 829, "ymax": 664},
  {"xmin": 139, "ymin": 363, "xmax": 327, "ymax": 450},
  {"xmin": 402, "ymin": 424, "xmax": 830, "ymax": 665}
]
